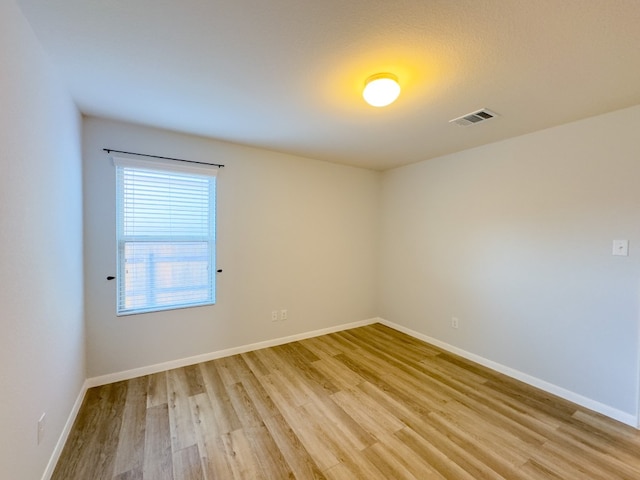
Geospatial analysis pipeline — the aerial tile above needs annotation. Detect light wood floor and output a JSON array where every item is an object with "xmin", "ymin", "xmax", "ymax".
[{"xmin": 52, "ymin": 323, "xmax": 640, "ymax": 479}]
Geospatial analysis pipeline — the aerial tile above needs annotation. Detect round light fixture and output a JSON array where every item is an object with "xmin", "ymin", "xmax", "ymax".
[{"xmin": 363, "ymin": 73, "xmax": 401, "ymax": 107}]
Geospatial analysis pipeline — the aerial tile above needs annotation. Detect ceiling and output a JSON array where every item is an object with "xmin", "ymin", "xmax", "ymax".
[{"xmin": 16, "ymin": 0, "xmax": 640, "ymax": 171}]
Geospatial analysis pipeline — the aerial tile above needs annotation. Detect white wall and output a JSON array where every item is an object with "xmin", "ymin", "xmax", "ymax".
[
  {"xmin": 0, "ymin": 1, "xmax": 84, "ymax": 479},
  {"xmin": 83, "ymin": 117, "xmax": 380, "ymax": 377},
  {"xmin": 380, "ymin": 105, "xmax": 640, "ymax": 418}
]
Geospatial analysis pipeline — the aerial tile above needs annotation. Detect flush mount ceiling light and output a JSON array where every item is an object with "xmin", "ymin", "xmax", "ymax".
[{"xmin": 363, "ymin": 73, "xmax": 401, "ymax": 107}]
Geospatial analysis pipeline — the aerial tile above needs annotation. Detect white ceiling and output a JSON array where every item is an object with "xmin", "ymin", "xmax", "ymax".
[{"xmin": 16, "ymin": 0, "xmax": 640, "ymax": 170}]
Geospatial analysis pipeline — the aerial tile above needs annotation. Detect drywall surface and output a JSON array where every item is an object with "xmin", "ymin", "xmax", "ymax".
[
  {"xmin": 83, "ymin": 117, "xmax": 380, "ymax": 377},
  {"xmin": 380, "ymin": 105, "xmax": 640, "ymax": 416},
  {"xmin": 0, "ymin": 1, "xmax": 84, "ymax": 478}
]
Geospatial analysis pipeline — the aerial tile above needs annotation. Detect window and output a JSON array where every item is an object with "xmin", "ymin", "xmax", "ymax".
[{"xmin": 113, "ymin": 156, "xmax": 217, "ymax": 315}]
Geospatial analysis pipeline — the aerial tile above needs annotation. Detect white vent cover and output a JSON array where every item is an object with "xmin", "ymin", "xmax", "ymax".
[{"xmin": 449, "ymin": 108, "xmax": 498, "ymax": 126}]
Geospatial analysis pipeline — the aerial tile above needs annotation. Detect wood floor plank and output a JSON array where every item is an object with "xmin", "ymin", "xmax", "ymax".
[
  {"xmin": 299, "ymin": 400, "xmax": 375, "ymax": 473},
  {"xmin": 364, "ymin": 432, "xmax": 446, "ymax": 480},
  {"xmin": 198, "ymin": 361, "xmax": 242, "ymax": 434},
  {"xmin": 530, "ymin": 442, "xmax": 621, "ymax": 480},
  {"xmin": 113, "ymin": 376, "xmax": 148, "ymax": 477},
  {"xmin": 239, "ymin": 370, "xmax": 281, "ymax": 420},
  {"xmin": 244, "ymin": 424, "xmax": 295, "ymax": 479},
  {"xmin": 215, "ymin": 354, "xmax": 254, "ymax": 387},
  {"xmin": 396, "ymin": 427, "xmax": 478, "ymax": 480},
  {"xmin": 51, "ymin": 388, "xmax": 101, "ymax": 480},
  {"xmin": 227, "ymin": 381, "xmax": 266, "ymax": 428},
  {"xmin": 330, "ymin": 388, "xmax": 405, "ymax": 439},
  {"xmin": 254, "ymin": 372, "xmax": 305, "ymax": 420},
  {"xmin": 181, "ymin": 365, "xmax": 206, "ymax": 396},
  {"xmin": 560, "ymin": 413, "xmax": 640, "ymax": 461},
  {"xmin": 303, "ymin": 333, "xmax": 349, "ymax": 357},
  {"xmin": 311, "ymin": 354, "xmax": 367, "ymax": 391},
  {"xmin": 408, "ymin": 413, "xmax": 511, "ymax": 479},
  {"xmin": 166, "ymin": 368, "xmax": 198, "ymax": 451},
  {"xmin": 52, "ymin": 323, "xmax": 640, "ymax": 480},
  {"xmin": 427, "ymin": 409, "xmax": 529, "ymax": 479},
  {"xmin": 113, "ymin": 468, "xmax": 143, "ymax": 480},
  {"xmin": 435, "ymin": 400, "xmax": 532, "ymax": 468},
  {"xmin": 199, "ymin": 435, "xmax": 233, "ymax": 480},
  {"xmin": 262, "ymin": 414, "xmax": 327, "ymax": 480},
  {"xmin": 572, "ymin": 408, "xmax": 640, "ymax": 444},
  {"xmin": 240, "ymin": 349, "xmax": 271, "ymax": 377},
  {"xmin": 323, "ymin": 462, "xmax": 359, "ymax": 480},
  {"xmin": 52, "ymin": 382, "xmax": 128, "ymax": 480},
  {"xmin": 425, "ymin": 353, "xmax": 490, "ymax": 385},
  {"xmin": 222, "ymin": 429, "xmax": 264, "ymax": 479},
  {"xmin": 363, "ymin": 440, "xmax": 433, "ymax": 480},
  {"xmin": 274, "ymin": 342, "xmax": 340, "ymax": 397},
  {"xmin": 312, "ymin": 393, "xmax": 376, "ymax": 450},
  {"xmin": 367, "ymin": 323, "xmax": 442, "ymax": 356},
  {"xmin": 540, "ymin": 429, "xmax": 638, "ymax": 479},
  {"xmin": 188, "ymin": 393, "xmax": 233, "ymax": 480},
  {"xmin": 409, "ymin": 356, "xmax": 554, "ymax": 446},
  {"xmin": 172, "ymin": 444, "xmax": 204, "ymax": 480},
  {"xmin": 334, "ymin": 351, "xmax": 436, "ymax": 417},
  {"xmin": 258, "ymin": 374, "xmax": 342, "ymax": 471},
  {"xmin": 356, "ymin": 325, "xmax": 441, "ymax": 361},
  {"xmin": 519, "ymin": 459, "xmax": 566, "ymax": 480},
  {"xmin": 147, "ymin": 371, "xmax": 168, "ymax": 408},
  {"xmin": 143, "ymin": 404, "xmax": 173, "ymax": 480},
  {"xmin": 327, "ymin": 449, "xmax": 388, "ymax": 480},
  {"xmin": 257, "ymin": 352, "xmax": 317, "ymax": 407}
]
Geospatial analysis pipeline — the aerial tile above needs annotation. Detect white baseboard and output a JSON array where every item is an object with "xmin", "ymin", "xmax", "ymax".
[
  {"xmin": 377, "ymin": 318, "xmax": 638, "ymax": 428},
  {"xmin": 41, "ymin": 380, "xmax": 89, "ymax": 480},
  {"xmin": 87, "ymin": 317, "xmax": 379, "ymax": 388}
]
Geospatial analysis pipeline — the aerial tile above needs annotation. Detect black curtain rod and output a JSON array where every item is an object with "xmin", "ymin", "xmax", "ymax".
[{"xmin": 103, "ymin": 148, "xmax": 224, "ymax": 168}]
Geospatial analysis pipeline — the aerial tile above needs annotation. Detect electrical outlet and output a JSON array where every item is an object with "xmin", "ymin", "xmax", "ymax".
[
  {"xmin": 271, "ymin": 310, "xmax": 279, "ymax": 322},
  {"xmin": 451, "ymin": 317, "xmax": 459, "ymax": 329},
  {"xmin": 37, "ymin": 412, "xmax": 46, "ymax": 445},
  {"xmin": 280, "ymin": 309, "xmax": 288, "ymax": 321},
  {"xmin": 612, "ymin": 239, "xmax": 629, "ymax": 256}
]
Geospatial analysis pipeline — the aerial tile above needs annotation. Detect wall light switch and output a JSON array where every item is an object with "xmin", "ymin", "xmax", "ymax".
[{"xmin": 612, "ymin": 239, "xmax": 629, "ymax": 256}]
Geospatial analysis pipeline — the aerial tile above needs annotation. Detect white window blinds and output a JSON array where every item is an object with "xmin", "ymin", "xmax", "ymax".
[{"xmin": 113, "ymin": 156, "xmax": 217, "ymax": 315}]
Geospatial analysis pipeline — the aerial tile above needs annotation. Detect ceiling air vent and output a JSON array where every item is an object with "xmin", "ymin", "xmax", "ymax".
[{"xmin": 449, "ymin": 108, "xmax": 498, "ymax": 127}]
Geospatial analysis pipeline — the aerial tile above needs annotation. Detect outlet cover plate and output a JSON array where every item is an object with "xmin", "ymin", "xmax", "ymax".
[{"xmin": 613, "ymin": 239, "xmax": 629, "ymax": 256}]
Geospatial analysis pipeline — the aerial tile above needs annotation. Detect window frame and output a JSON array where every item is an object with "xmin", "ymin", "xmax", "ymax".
[{"xmin": 112, "ymin": 155, "xmax": 218, "ymax": 316}]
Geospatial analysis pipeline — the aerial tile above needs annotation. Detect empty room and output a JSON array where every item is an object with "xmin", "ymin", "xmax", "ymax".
[{"xmin": 3, "ymin": 0, "xmax": 640, "ymax": 479}]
